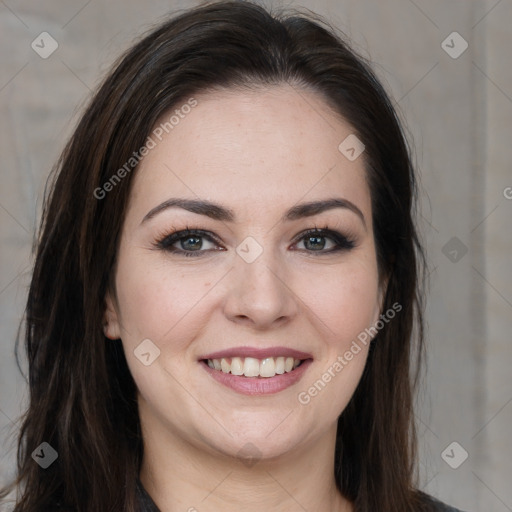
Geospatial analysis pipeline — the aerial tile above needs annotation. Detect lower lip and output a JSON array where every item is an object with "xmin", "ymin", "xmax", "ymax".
[{"xmin": 200, "ymin": 359, "xmax": 313, "ymax": 395}]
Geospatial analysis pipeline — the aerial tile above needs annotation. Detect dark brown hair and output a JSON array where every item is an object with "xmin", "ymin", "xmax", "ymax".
[{"xmin": 1, "ymin": 2, "xmax": 430, "ymax": 510}]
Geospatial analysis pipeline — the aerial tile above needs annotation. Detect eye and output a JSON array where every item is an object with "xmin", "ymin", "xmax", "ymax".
[
  {"xmin": 292, "ymin": 227, "xmax": 355, "ymax": 254},
  {"xmin": 155, "ymin": 228, "xmax": 223, "ymax": 257},
  {"xmin": 155, "ymin": 226, "xmax": 355, "ymax": 258}
]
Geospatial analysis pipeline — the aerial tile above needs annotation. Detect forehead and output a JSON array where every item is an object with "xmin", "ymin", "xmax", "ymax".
[{"xmin": 128, "ymin": 85, "xmax": 371, "ymax": 224}]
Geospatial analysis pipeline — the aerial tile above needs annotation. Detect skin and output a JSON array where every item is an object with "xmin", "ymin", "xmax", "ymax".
[{"xmin": 104, "ymin": 85, "xmax": 384, "ymax": 512}]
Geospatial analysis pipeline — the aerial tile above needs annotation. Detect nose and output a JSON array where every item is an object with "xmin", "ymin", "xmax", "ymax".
[{"xmin": 222, "ymin": 246, "xmax": 299, "ymax": 330}]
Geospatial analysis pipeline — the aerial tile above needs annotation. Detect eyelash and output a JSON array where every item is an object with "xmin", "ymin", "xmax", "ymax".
[{"xmin": 154, "ymin": 225, "xmax": 356, "ymax": 257}]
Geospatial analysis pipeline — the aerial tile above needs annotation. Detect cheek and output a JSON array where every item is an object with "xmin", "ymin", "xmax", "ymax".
[
  {"xmin": 292, "ymin": 261, "xmax": 379, "ymax": 418},
  {"xmin": 113, "ymin": 253, "xmax": 218, "ymax": 356},
  {"xmin": 295, "ymin": 259, "xmax": 381, "ymax": 349}
]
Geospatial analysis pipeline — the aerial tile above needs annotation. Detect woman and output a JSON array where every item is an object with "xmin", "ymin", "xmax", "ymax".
[{"xmin": 1, "ymin": 2, "xmax": 465, "ymax": 511}]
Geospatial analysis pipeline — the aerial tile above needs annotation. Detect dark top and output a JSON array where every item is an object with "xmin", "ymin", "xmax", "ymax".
[{"xmin": 136, "ymin": 479, "xmax": 466, "ymax": 512}]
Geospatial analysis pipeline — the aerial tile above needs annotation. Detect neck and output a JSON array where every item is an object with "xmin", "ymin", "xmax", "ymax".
[{"xmin": 139, "ymin": 410, "xmax": 352, "ymax": 512}]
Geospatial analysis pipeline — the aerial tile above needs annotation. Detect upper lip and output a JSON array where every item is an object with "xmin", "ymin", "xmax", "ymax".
[{"xmin": 200, "ymin": 346, "xmax": 313, "ymax": 361}]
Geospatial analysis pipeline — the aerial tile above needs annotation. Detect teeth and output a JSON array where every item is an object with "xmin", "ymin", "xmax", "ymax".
[
  {"xmin": 231, "ymin": 356, "xmax": 243, "ymax": 376},
  {"xmin": 221, "ymin": 358, "xmax": 230, "ymax": 373},
  {"xmin": 260, "ymin": 357, "xmax": 276, "ymax": 377},
  {"xmin": 206, "ymin": 356, "xmax": 304, "ymax": 378},
  {"xmin": 243, "ymin": 357, "xmax": 260, "ymax": 377}
]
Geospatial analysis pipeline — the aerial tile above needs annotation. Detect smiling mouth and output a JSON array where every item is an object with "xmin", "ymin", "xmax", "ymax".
[{"xmin": 202, "ymin": 356, "xmax": 307, "ymax": 378}]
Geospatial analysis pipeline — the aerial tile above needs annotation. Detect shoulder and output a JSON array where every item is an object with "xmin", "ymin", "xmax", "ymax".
[
  {"xmin": 136, "ymin": 479, "xmax": 161, "ymax": 512},
  {"xmin": 431, "ymin": 502, "xmax": 465, "ymax": 512},
  {"xmin": 422, "ymin": 493, "xmax": 467, "ymax": 512}
]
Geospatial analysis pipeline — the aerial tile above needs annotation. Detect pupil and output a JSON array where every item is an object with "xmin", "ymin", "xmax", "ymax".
[
  {"xmin": 305, "ymin": 236, "xmax": 325, "ymax": 250},
  {"xmin": 182, "ymin": 236, "xmax": 202, "ymax": 250}
]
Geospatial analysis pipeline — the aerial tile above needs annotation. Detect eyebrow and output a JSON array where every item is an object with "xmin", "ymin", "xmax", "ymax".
[{"xmin": 141, "ymin": 197, "xmax": 366, "ymax": 228}]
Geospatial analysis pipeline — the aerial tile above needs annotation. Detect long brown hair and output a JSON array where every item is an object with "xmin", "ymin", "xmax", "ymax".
[{"xmin": 1, "ymin": 2, "xmax": 429, "ymax": 510}]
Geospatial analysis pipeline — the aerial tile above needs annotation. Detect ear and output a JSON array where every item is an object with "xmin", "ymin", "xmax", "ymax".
[{"xmin": 103, "ymin": 290, "xmax": 122, "ymax": 340}]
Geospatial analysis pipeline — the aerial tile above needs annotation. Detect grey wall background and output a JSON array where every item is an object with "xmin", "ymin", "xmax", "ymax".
[{"xmin": 0, "ymin": 1, "xmax": 510, "ymax": 510}]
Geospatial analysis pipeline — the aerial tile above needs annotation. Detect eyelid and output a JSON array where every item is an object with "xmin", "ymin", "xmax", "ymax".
[
  {"xmin": 155, "ymin": 227, "xmax": 223, "ymax": 250},
  {"xmin": 290, "ymin": 226, "xmax": 356, "ymax": 251},
  {"xmin": 154, "ymin": 225, "xmax": 356, "ymax": 257}
]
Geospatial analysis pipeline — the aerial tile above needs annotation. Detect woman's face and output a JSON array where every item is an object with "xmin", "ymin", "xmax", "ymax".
[{"xmin": 105, "ymin": 85, "xmax": 383, "ymax": 461}]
